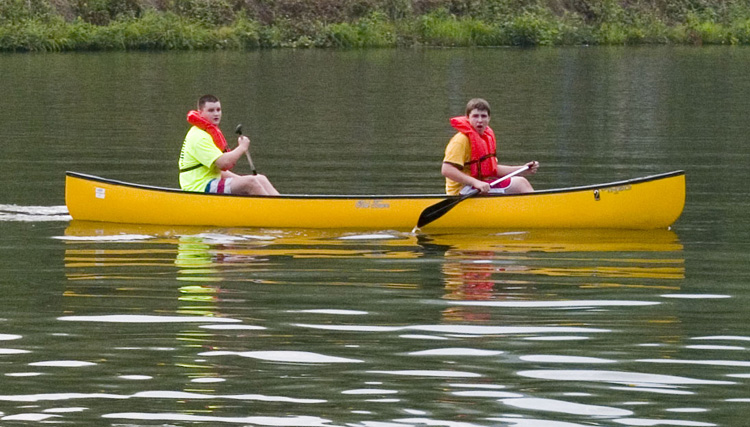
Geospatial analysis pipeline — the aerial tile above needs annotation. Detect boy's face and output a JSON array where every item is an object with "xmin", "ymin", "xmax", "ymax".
[
  {"xmin": 199, "ymin": 101, "xmax": 222, "ymax": 125},
  {"xmin": 468, "ymin": 108, "xmax": 490, "ymax": 135}
]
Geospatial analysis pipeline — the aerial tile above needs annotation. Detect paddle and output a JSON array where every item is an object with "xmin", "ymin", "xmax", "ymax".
[
  {"xmin": 415, "ymin": 165, "xmax": 531, "ymax": 230},
  {"xmin": 234, "ymin": 124, "xmax": 257, "ymax": 175}
]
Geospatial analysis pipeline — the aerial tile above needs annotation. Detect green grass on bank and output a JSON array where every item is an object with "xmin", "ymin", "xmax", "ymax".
[{"xmin": 2, "ymin": 0, "xmax": 750, "ymax": 51}]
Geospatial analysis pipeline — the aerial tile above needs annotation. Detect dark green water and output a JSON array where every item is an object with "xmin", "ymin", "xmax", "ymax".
[{"xmin": 0, "ymin": 47, "xmax": 749, "ymax": 426}]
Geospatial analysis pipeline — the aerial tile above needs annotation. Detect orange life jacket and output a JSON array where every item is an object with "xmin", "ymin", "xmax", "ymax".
[
  {"xmin": 450, "ymin": 116, "xmax": 498, "ymax": 180},
  {"xmin": 186, "ymin": 110, "xmax": 228, "ymax": 153}
]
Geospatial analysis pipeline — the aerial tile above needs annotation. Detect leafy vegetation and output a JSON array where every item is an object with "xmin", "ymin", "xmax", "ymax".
[{"xmin": 2, "ymin": 0, "xmax": 750, "ymax": 50}]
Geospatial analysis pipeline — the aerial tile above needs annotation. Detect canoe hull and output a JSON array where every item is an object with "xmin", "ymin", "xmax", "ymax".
[{"xmin": 65, "ymin": 171, "xmax": 685, "ymax": 230}]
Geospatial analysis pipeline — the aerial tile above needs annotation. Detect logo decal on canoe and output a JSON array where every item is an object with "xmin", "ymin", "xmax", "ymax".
[
  {"xmin": 95, "ymin": 188, "xmax": 106, "ymax": 199},
  {"xmin": 356, "ymin": 200, "xmax": 389, "ymax": 209},
  {"xmin": 604, "ymin": 184, "xmax": 632, "ymax": 194}
]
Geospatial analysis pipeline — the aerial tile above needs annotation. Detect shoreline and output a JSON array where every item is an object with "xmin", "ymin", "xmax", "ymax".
[{"xmin": 2, "ymin": 1, "xmax": 750, "ymax": 51}]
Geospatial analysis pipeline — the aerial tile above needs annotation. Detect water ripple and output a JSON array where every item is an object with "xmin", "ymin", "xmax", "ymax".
[
  {"xmin": 183, "ymin": 233, "xmax": 260, "ymax": 244},
  {"xmin": 609, "ymin": 386, "xmax": 694, "ymax": 395},
  {"xmin": 449, "ymin": 383, "xmax": 506, "ymax": 389},
  {"xmin": 452, "ymin": 390, "xmax": 524, "ymax": 398},
  {"xmin": 525, "ymin": 336, "xmax": 589, "ymax": 341},
  {"xmin": 0, "ymin": 205, "xmax": 70, "ymax": 222},
  {"xmin": 341, "ymin": 388, "xmax": 399, "ymax": 395},
  {"xmin": 43, "ymin": 407, "xmax": 88, "ymax": 413},
  {"xmin": 297, "ymin": 324, "xmax": 607, "ymax": 335},
  {"xmin": 612, "ymin": 418, "xmax": 716, "ymax": 426},
  {"xmin": 520, "ymin": 355, "xmax": 616, "ymax": 364},
  {"xmin": 392, "ymin": 418, "xmax": 486, "ymax": 426},
  {"xmin": 28, "ymin": 360, "xmax": 96, "ymax": 367},
  {"xmin": 638, "ymin": 359, "xmax": 750, "ymax": 367},
  {"xmin": 449, "ymin": 300, "xmax": 659, "ymax": 308},
  {"xmin": 338, "ymin": 234, "xmax": 403, "ymax": 240},
  {"xmin": 693, "ymin": 335, "xmax": 750, "ymax": 342},
  {"xmin": 0, "ymin": 393, "xmax": 126, "ymax": 402},
  {"xmin": 399, "ymin": 334, "xmax": 451, "ymax": 340},
  {"xmin": 102, "ymin": 412, "xmax": 332, "ymax": 425},
  {"xmin": 517, "ymin": 370, "xmax": 733, "ymax": 385},
  {"xmin": 501, "ymin": 397, "xmax": 633, "ymax": 417},
  {"xmin": 58, "ymin": 315, "xmax": 240, "ymax": 323},
  {"xmin": 408, "ymin": 348, "xmax": 504, "ymax": 356},
  {"xmin": 0, "ymin": 390, "xmax": 325, "ymax": 403},
  {"xmin": 290, "ymin": 309, "xmax": 369, "ymax": 315},
  {"xmin": 191, "ymin": 377, "xmax": 225, "ymax": 383},
  {"xmin": 199, "ymin": 350, "xmax": 363, "ymax": 364},
  {"xmin": 0, "ymin": 348, "xmax": 31, "ymax": 355},
  {"xmin": 487, "ymin": 418, "xmax": 593, "ymax": 427},
  {"xmin": 134, "ymin": 390, "xmax": 325, "ymax": 403},
  {"xmin": 411, "ymin": 325, "xmax": 607, "ymax": 335},
  {"xmin": 53, "ymin": 233, "xmax": 154, "ymax": 242},
  {"xmin": 296, "ymin": 324, "xmax": 403, "ymax": 332},
  {"xmin": 118, "ymin": 375, "xmax": 152, "ymax": 380},
  {"xmin": 661, "ymin": 294, "xmax": 730, "ymax": 299},
  {"xmin": 2, "ymin": 413, "xmax": 61, "ymax": 421},
  {"xmin": 199, "ymin": 324, "xmax": 266, "ymax": 330},
  {"xmin": 368, "ymin": 370, "xmax": 481, "ymax": 378},
  {"xmin": 685, "ymin": 345, "xmax": 745, "ymax": 350}
]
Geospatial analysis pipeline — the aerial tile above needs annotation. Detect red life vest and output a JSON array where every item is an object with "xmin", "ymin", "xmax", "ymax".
[
  {"xmin": 450, "ymin": 116, "xmax": 498, "ymax": 180},
  {"xmin": 186, "ymin": 110, "xmax": 228, "ymax": 153}
]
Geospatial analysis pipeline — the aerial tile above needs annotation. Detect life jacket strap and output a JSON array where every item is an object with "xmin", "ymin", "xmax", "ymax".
[
  {"xmin": 179, "ymin": 163, "xmax": 203, "ymax": 174},
  {"xmin": 465, "ymin": 153, "xmax": 496, "ymax": 166}
]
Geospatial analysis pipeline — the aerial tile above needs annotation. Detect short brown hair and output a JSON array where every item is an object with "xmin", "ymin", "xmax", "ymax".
[
  {"xmin": 465, "ymin": 98, "xmax": 491, "ymax": 116},
  {"xmin": 198, "ymin": 94, "xmax": 220, "ymax": 110}
]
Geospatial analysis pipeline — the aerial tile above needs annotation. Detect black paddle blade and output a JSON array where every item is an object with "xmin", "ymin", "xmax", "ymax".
[
  {"xmin": 235, "ymin": 124, "xmax": 243, "ymax": 135},
  {"xmin": 416, "ymin": 193, "xmax": 472, "ymax": 228}
]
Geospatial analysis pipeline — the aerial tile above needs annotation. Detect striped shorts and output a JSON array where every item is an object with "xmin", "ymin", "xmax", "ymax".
[
  {"xmin": 459, "ymin": 178, "xmax": 511, "ymax": 195},
  {"xmin": 205, "ymin": 178, "xmax": 234, "ymax": 194}
]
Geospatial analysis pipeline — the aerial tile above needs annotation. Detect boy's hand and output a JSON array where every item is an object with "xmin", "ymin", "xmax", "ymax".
[
  {"xmin": 237, "ymin": 135, "xmax": 250, "ymax": 151},
  {"xmin": 473, "ymin": 180, "xmax": 491, "ymax": 194},
  {"xmin": 526, "ymin": 161, "xmax": 539, "ymax": 175}
]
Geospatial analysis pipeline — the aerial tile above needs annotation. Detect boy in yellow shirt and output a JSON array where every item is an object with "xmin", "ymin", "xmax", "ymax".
[
  {"xmin": 442, "ymin": 98, "xmax": 538, "ymax": 195},
  {"xmin": 179, "ymin": 94, "xmax": 279, "ymax": 196}
]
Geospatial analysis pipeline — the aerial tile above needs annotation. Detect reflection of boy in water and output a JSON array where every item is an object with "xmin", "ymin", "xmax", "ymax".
[
  {"xmin": 175, "ymin": 235, "xmax": 262, "ymax": 269},
  {"xmin": 440, "ymin": 246, "xmax": 534, "ymax": 322},
  {"xmin": 442, "ymin": 251, "xmax": 499, "ymax": 302},
  {"xmin": 442, "ymin": 252, "xmax": 498, "ymax": 322}
]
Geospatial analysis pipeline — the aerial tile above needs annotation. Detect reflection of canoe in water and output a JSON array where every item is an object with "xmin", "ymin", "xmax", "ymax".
[
  {"xmin": 62, "ymin": 222, "xmax": 684, "ymax": 286},
  {"xmin": 65, "ymin": 170, "xmax": 685, "ymax": 230},
  {"xmin": 420, "ymin": 229, "xmax": 683, "ymax": 253},
  {"xmin": 63, "ymin": 221, "xmax": 683, "ymax": 255}
]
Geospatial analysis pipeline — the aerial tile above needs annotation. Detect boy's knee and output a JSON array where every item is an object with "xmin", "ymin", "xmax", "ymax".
[
  {"xmin": 234, "ymin": 176, "xmax": 260, "ymax": 194},
  {"xmin": 508, "ymin": 177, "xmax": 533, "ymax": 194}
]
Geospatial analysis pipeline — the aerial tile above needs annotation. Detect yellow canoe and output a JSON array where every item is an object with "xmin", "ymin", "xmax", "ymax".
[{"xmin": 65, "ymin": 170, "xmax": 685, "ymax": 230}]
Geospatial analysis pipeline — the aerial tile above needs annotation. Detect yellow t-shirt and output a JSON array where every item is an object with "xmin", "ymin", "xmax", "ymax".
[
  {"xmin": 178, "ymin": 126, "xmax": 224, "ymax": 192},
  {"xmin": 443, "ymin": 132, "xmax": 472, "ymax": 195}
]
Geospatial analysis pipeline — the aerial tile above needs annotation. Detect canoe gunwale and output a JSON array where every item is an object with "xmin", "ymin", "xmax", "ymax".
[{"xmin": 65, "ymin": 170, "xmax": 685, "ymax": 200}]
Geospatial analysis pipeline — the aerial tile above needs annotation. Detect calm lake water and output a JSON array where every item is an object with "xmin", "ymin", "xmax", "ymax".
[{"xmin": 1, "ymin": 47, "xmax": 749, "ymax": 426}]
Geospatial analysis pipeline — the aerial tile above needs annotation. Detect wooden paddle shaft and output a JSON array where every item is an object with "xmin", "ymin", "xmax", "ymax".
[
  {"xmin": 244, "ymin": 151, "xmax": 257, "ymax": 175},
  {"xmin": 235, "ymin": 124, "xmax": 257, "ymax": 175}
]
